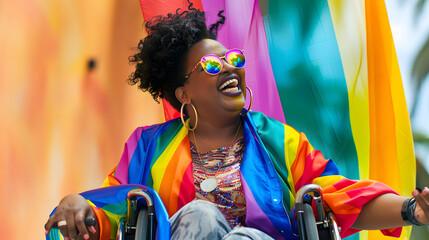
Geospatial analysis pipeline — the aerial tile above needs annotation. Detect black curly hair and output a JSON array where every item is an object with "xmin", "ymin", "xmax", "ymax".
[{"xmin": 127, "ymin": 1, "xmax": 225, "ymax": 112}]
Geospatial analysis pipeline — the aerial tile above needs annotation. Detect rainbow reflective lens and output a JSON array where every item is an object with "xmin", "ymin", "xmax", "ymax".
[{"xmin": 185, "ymin": 49, "xmax": 245, "ymax": 79}]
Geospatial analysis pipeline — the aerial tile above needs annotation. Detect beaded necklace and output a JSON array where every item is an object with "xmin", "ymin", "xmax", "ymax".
[
  {"xmin": 191, "ymin": 122, "xmax": 241, "ymax": 192},
  {"xmin": 191, "ymin": 137, "xmax": 246, "ymax": 227}
]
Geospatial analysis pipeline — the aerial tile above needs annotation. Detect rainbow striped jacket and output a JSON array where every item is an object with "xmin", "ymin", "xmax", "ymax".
[{"xmin": 48, "ymin": 111, "xmax": 402, "ymax": 240}]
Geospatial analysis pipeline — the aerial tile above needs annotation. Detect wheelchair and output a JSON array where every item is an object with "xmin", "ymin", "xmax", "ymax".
[
  {"xmin": 294, "ymin": 184, "xmax": 341, "ymax": 240},
  {"xmin": 48, "ymin": 184, "xmax": 341, "ymax": 240},
  {"xmin": 118, "ymin": 184, "xmax": 341, "ymax": 240},
  {"xmin": 117, "ymin": 188, "xmax": 157, "ymax": 240}
]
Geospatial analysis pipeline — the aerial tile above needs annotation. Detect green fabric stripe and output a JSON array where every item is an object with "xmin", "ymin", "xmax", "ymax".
[
  {"xmin": 263, "ymin": 0, "xmax": 359, "ymax": 180},
  {"xmin": 251, "ymin": 112, "xmax": 292, "ymax": 210},
  {"xmin": 146, "ymin": 120, "xmax": 184, "ymax": 188},
  {"xmin": 102, "ymin": 201, "xmax": 128, "ymax": 216}
]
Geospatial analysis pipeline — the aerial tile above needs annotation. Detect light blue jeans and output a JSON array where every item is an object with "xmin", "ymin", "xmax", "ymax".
[{"xmin": 170, "ymin": 200, "xmax": 275, "ymax": 240}]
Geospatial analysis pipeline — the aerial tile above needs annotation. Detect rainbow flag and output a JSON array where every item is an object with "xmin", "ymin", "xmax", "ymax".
[
  {"xmin": 47, "ymin": 185, "xmax": 170, "ymax": 240},
  {"xmin": 97, "ymin": 112, "xmax": 399, "ymax": 239},
  {"xmin": 139, "ymin": 1, "xmax": 415, "ymax": 240},
  {"xmin": 47, "ymin": 111, "xmax": 403, "ymax": 239}
]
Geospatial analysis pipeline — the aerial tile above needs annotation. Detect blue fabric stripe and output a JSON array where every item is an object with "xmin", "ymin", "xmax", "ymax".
[
  {"xmin": 128, "ymin": 118, "xmax": 181, "ymax": 187},
  {"xmin": 242, "ymin": 112, "xmax": 297, "ymax": 239},
  {"xmin": 320, "ymin": 159, "xmax": 340, "ymax": 177},
  {"xmin": 47, "ymin": 185, "xmax": 170, "ymax": 240},
  {"xmin": 81, "ymin": 185, "xmax": 170, "ymax": 240}
]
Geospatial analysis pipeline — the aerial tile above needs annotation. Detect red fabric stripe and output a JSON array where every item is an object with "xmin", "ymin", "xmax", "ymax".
[
  {"xmin": 344, "ymin": 181, "xmax": 398, "ymax": 209},
  {"xmin": 158, "ymin": 136, "xmax": 192, "ymax": 216},
  {"xmin": 291, "ymin": 132, "xmax": 315, "ymax": 188},
  {"xmin": 323, "ymin": 178, "xmax": 401, "ymax": 238},
  {"xmin": 331, "ymin": 176, "xmax": 356, "ymax": 190},
  {"xmin": 294, "ymin": 150, "xmax": 328, "ymax": 190},
  {"xmin": 139, "ymin": 0, "xmax": 204, "ymax": 21},
  {"xmin": 139, "ymin": 0, "xmax": 204, "ymax": 121},
  {"xmin": 381, "ymin": 227, "xmax": 402, "ymax": 237},
  {"xmin": 162, "ymin": 99, "xmax": 181, "ymax": 121},
  {"xmin": 177, "ymin": 162, "xmax": 195, "ymax": 212}
]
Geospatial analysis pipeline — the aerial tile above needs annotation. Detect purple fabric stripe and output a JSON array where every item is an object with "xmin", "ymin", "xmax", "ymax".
[
  {"xmin": 201, "ymin": 0, "xmax": 286, "ymax": 123},
  {"xmin": 241, "ymin": 175, "xmax": 284, "ymax": 239},
  {"xmin": 114, "ymin": 127, "xmax": 144, "ymax": 183}
]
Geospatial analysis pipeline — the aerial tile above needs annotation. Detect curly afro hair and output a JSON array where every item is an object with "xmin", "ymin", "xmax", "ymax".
[{"xmin": 127, "ymin": 1, "xmax": 225, "ymax": 112}]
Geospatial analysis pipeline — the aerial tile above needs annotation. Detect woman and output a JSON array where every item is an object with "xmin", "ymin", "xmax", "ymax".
[{"xmin": 44, "ymin": 4, "xmax": 429, "ymax": 240}]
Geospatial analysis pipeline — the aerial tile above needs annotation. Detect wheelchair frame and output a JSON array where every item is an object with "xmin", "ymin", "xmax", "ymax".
[
  {"xmin": 294, "ymin": 184, "xmax": 341, "ymax": 240},
  {"xmin": 117, "ymin": 189, "xmax": 157, "ymax": 240},
  {"xmin": 118, "ymin": 184, "xmax": 342, "ymax": 240}
]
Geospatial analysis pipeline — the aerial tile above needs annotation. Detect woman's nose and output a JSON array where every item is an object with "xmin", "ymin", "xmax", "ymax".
[{"xmin": 221, "ymin": 59, "xmax": 236, "ymax": 73}]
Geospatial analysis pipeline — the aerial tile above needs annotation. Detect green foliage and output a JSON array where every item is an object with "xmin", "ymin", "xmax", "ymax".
[
  {"xmin": 413, "ymin": 132, "xmax": 429, "ymax": 145},
  {"xmin": 410, "ymin": 158, "xmax": 429, "ymax": 239}
]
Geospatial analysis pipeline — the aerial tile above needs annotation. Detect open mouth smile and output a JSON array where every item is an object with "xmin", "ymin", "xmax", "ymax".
[{"xmin": 217, "ymin": 74, "xmax": 242, "ymax": 95}]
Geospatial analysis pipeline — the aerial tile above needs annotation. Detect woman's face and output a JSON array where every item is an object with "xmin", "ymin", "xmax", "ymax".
[{"xmin": 180, "ymin": 39, "xmax": 246, "ymax": 119}]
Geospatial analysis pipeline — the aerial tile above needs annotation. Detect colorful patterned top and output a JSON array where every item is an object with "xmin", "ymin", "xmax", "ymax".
[
  {"xmin": 47, "ymin": 111, "xmax": 402, "ymax": 240},
  {"xmin": 191, "ymin": 138, "xmax": 246, "ymax": 228}
]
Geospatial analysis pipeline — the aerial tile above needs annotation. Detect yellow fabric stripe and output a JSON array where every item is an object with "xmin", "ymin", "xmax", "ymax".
[
  {"xmin": 324, "ymin": 3, "xmax": 370, "ymax": 240},
  {"xmin": 313, "ymin": 175, "xmax": 344, "ymax": 188},
  {"xmin": 327, "ymin": 0, "xmax": 370, "ymax": 180},
  {"xmin": 326, "ymin": 3, "xmax": 369, "ymax": 240},
  {"xmin": 283, "ymin": 125, "xmax": 300, "ymax": 206},
  {"xmin": 88, "ymin": 200, "xmax": 124, "ymax": 239},
  {"xmin": 391, "ymin": 49, "xmax": 416, "ymax": 198},
  {"xmin": 101, "ymin": 177, "xmax": 110, "ymax": 188},
  {"xmin": 328, "ymin": 1, "xmax": 414, "ymax": 239},
  {"xmin": 151, "ymin": 123, "xmax": 188, "ymax": 192}
]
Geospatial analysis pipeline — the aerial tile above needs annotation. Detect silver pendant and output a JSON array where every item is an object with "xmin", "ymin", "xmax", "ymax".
[{"xmin": 200, "ymin": 178, "xmax": 217, "ymax": 192}]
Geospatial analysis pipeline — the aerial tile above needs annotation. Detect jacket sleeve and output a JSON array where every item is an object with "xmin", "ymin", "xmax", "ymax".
[
  {"xmin": 251, "ymin": 111, "xmax": 401, "ymax": 238},
  {"xmin": 102, "ymin": 127, "xmax": 145, "ymax": 187},
  {"xmin": 288, "ymin": 129, "xmax": 401, "ymax": 238}
]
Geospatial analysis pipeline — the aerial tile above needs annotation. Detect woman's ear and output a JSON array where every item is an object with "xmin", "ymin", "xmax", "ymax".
[{"xmin": 175, "ymin": 86, "xmax": 190, "ymax": 104}]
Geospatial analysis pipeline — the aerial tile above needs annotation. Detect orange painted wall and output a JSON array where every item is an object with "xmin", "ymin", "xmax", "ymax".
[{"xmin": 0, "ymin": 0, "xmax": 163, "ymax": 238}]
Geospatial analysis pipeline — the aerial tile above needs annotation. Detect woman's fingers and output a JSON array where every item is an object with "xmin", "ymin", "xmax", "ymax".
[
  {"xmin": 58, "ymin": 221, "xmax": 70, "ymax": 239},
  {"xmin": 45, "ymin": 194, "xmax": 96, "ymax": 238},
  {"xmin": 44, "ymin": 210, "xmax": 65, "ymax": 236},
  {"xmin": 44, "ymin": 215, "xmax": 55, "ymax": 235},
  {"xmin": 412, "ymin": 187, "xmax": 429, "ymax": 225},
  {"xmin": 74, "ymin": 211, "xmax": 90, "ymax": 240},
  {"xmin": 64, "ymin": 212, "xmax": 77, "ymax": 239},
  {"xmin": 84, "ymin": 208, "xmax": 98, "ymax": 238},
  {"xmin": 45, "ymin": 217, "xmax": 97, "ymax": 239}
]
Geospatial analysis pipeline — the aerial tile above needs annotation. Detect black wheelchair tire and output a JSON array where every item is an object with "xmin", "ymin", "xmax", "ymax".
[
  {"xmin": 135, "ymin": 208, "xmax": 149, "ymax": 240},
  {"xmin": 303, "ymin": 203, "xmax": 319, "ymax": 240}
]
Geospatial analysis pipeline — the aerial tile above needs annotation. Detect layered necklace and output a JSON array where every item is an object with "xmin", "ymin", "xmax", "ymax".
[{"xmin": 191, "ymin": 122, "xmax": 242, "ymax": 192}]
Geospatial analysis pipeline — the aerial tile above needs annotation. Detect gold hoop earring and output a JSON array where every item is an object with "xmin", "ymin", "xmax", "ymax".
[
  {"xmin": 180, "ymin": 102, "xmax": 198, "ymax": 131},
  {"xmin": 240, "ymin": 86, "xmax": 253, "ymax": 116}
]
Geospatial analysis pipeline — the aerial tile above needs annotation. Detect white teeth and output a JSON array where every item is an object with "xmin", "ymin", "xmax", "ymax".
[
  {"xmin": 222, "ymin": 87, "xmax": 239, "ymax": 92},
  {"xmin": 218, "ymin": 79, "xmax": 238, "ymax": 91}
]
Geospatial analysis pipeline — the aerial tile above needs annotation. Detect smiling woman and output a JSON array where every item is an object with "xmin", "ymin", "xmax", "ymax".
[
  {"xmin": 176, "ymin": 39, "xmax": 247, "ymax": 136},
  {"xmin": 44, "ymin": 1, "xmax": 429, "ymax": 240}
]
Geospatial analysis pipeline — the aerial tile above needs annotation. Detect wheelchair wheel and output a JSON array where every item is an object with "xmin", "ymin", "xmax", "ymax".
[
  {"xmin": 303, "ymin": 203, "xmax": 319, "ymax": 240},
  {"xmin": 135, "ymin": 208, "xmax": 149, "ymax": 240}
]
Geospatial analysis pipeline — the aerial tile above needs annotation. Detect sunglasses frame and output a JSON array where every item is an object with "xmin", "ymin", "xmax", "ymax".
[{"xmin": 184, "ymin": 49, "xmax": 245, "ymax": 80}]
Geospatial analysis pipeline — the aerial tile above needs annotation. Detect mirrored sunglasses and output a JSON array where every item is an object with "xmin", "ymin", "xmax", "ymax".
[{"xmin": 185, "ymin": 49, "xmax": 245, "ymax": 79}]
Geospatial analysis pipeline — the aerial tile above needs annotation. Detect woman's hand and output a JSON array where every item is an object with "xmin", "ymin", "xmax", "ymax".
[
  {"xmin": 44, "ymin": 194, "xmax": 99, "ymax": 240},
  {"xmin": 413, "ymin": 187, "xmax": 429, "ymax": 225}
]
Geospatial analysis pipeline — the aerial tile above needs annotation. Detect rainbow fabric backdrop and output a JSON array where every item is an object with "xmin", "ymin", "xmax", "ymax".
[{"xmin": 140, "ymin": 0, "xmax": 415, "ymax": 240}]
